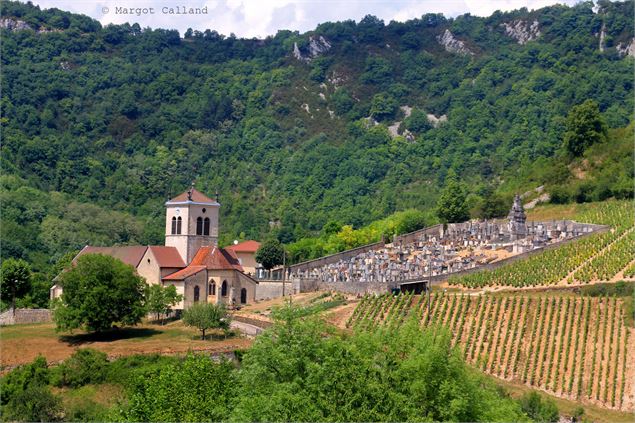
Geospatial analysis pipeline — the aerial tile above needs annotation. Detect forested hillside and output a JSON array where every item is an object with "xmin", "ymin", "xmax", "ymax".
[{"xmin": 1, "ymin": 0, "xmax": 633, "ymax": 277}]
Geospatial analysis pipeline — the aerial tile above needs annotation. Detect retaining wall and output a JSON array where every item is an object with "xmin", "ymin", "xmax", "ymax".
[{"xmin": 0, "ymin": 308, "xmax": 52, "ymax": 326}]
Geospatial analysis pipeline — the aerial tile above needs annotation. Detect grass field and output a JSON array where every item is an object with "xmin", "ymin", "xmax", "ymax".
[{"xmin": 0, "ymin": 320, "xmax": 252, "ymax": 370}]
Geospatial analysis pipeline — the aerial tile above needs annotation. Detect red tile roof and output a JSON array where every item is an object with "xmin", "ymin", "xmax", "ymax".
[
  {"xmin": 75, "ymin": 246, "xmax": 148, "ymax": 268},
  {"xmin": 226, "ymin": 240, "xmax": 261, "ymax": 254},
  {"xmin": 167, "ymin": 188, "xmax": 216, "ymax": 204},
  {"xmin": 190, "ymin": 246, "xmax": 244, "ymax": 271},
  {"xmin": 148, "ymin": 246, "xmax": 185, "ymax": 268},
  {"xmin": 163, "ymin": 266, "xmax": 206, "ymax": 281}
]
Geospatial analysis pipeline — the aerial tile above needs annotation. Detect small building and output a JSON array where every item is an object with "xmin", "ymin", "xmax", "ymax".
[{"xmin": 225, "ymin": 240, "xmax": 261, "ymax": 276}]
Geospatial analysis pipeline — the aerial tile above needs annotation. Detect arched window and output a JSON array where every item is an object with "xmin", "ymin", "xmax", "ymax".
[
  {"xmin": 193, "ymin": 286, "xmax": 200, "ymax": 302},
  {"xmin": 209, "ymin": 282, "xmax": 216, "ymax": 295},
  {"xmin": 196, "ymin": 217, "xmax": 203, "ymax": 235},
  {"xmin": 171, "ymin": 217, "xmax": 177, "ymax": 234},
  {"xmin": 221, "ymin": 280, "xmax": 228, "ymax": 297},
  {"xmin": 176, "ymin": 217, "xmax": 182, "ymax": 234},
  {"xmin": 203, "ymin": 218, "xmax": 210, "ymax": 236},
  {"xmin": 240, "ymin": 288, "xmax": 247, "ymax": 304}
]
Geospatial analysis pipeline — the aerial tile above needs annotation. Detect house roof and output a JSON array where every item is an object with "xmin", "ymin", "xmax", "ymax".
[
  {"xmin": 191, "ymin": 246, "xmax": 244, "ymax": 271},
  {"xmin": 166, "ymin": 188, "xmax": 217, "ymax": 205},
  {"xmin": 226, "ymin": 240, "xmax": 261, "ymax": 254},
  {"xmin": 75, "ymin": 246, "xmax": 148, "ymax": 268},
  {"xmin": 163, "ymin": 265, "xmax": 206, "ymax": 281},
  {"xmin": 148, "ymin": 246, "xmax": 185, "ymax": 268}
]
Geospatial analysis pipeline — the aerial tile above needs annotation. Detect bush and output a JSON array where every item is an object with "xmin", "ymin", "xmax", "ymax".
[
  {"xmin": 51, "ymin": 349, "xmax": 109, "ymax": 388},
  {"xmin": 518, "ymin": 391, "xmax": 559, "ymax": 422}
]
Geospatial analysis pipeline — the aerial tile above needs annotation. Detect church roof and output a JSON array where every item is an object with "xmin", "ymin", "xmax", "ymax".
[
  {"xmin": 190, "ymin": 246, "xmax": 244, "ymax": 271},
  {"xmin": 163, "ymin": 265, "xmax": 206, "ymax": 281},
  {"xmin": 166, "ymin": 188, "xmax": 217, "ymax": 205},
  {"xmin": 76, "ymin": 246, "xmax": 148, "ymax": 268},
  {"xmin": 226, "ymin": 240, "xmax": 261, "ymax": 254},
  {"xmin": 162, "ymin": 246, "xmax": 244, "ymax": 281},
  {"xmin": 148, "ymin": 246, "xmax": 185, "ymax": 268}
]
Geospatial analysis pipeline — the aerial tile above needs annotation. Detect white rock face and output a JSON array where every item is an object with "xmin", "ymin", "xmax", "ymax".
[
  {"xmin": 616, "ymin": 38, "xmax": 635, "ymax": 57},
  {"xmin": 501, "ymin": 20, "xmax": 541, "ymax": 45},
  {"xmin": 427, "ymin": 113, "xmax": 448, "ymax": 127},
  {"xmin": 0, "ymin": 18, "xmax": 34, "ymax": 31},
  {"xmin": 318, "ymin": 92, "xmax": 326, "ymax": 101},
  {"xmin": 598, "ymin": 22, "xmax": 606, "ymax": 52},
  {"xmin": 400, "ymin": 105, "xmax": 412, "ymax": 118},
  {"xmin": 293, "ymin": 35, "xmax": 332, "ymax": 62},
  {"xmin": 436, "ymin": 29, "xmax": 474, "ymax": 56}
]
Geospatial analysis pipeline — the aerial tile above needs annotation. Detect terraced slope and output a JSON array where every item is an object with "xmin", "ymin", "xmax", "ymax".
[
  {"xmin": 448, "ymin": 201, "xmax": 635, "ymax": 288},
  {"xmin": 347, "ymin": 292, "xmax": 635, "ymax": 411}
]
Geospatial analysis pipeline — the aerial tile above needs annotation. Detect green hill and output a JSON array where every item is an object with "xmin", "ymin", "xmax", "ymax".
[{"xmin": 1, "ymin": 0, "xmax": 633, "ymax": 275}]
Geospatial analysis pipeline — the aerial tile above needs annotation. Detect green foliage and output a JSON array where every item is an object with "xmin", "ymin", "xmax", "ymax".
[
  {"xmin": 145, "ymin": 284, "xmax": 183, "ymax": 323},
  {"xmin": 255, "ymin": 239, "xmax": 285, "ymax": 270},
  {"xmin": 369, "ymin": 93, "xmax": 398, "ymax": 121},
  {"xmin": 0, "ymin": 356, "xmax": 62, "ymax": 422},
  {"xmin": 182, "ymin": 302, "xmax": 231, "ymax": 340},
  {"xmin": 518, "ymin": 392, "xmax": 560, "ymax": 423},
  {"xmin": 436, "ymin": 170, "xmax": 470, "ymax": 223},
  {"xmin": 563, "ymin": 100, "xmax": 608, "ymax": 157},
  {"xmin": 122, "ymin": 355, "xmax": 236, "ymax": 422},
  {"xmin": 50, "ymin": 349, "xmax": 109, "ymax": 388},
  {"xmin": 118, "ymin": 305, "xmax": 529, "ymax": 422},
  {"xmin": 0, "ymin": 258, "xmax": 31, "ymax": 310},
  {"xmin": 402, "ymin": 108, "xmax": 432, "ymax": 133},
  {"xmin": 53, "ymin": 254, "xmax": 146, "ymax": 332}
]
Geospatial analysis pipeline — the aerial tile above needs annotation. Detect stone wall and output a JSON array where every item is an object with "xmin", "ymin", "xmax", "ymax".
[
  {"xmin": 0, "ymin": 308, "xmax": 52, "ymax": 326},
  {"xmin": 288, "ymin": 241, "xmax": 385, "ymax": 273},
  {"xmin": 255, "ymin": 280, "xmax": 289, "ymax": 300}
]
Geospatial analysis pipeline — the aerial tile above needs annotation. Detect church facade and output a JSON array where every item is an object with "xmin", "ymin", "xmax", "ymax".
[{"xmin": 51, "ymin": 187, "xmax": 259, "ymax": 310}]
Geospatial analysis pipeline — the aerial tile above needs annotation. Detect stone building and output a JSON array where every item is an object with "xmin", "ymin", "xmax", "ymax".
[{"xmin": 50, "ymin": 187, "xmax": 258, "ymax": 309}]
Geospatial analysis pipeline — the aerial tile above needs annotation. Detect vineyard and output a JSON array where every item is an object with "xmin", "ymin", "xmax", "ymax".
[
  {"xmin": 448, "ymin": 200, "xmax": 635, "ymax": 288},
  {"xmin": 347, "ymin": 292, "xmax": 635, "ymax": 411}
]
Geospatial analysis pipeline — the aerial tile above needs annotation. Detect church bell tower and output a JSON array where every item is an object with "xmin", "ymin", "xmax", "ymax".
[{"xmin": 165, "ymin": 185, "xmax": 220, "ymax": 264}]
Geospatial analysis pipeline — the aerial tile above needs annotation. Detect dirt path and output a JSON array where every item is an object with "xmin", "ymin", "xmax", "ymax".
[{"xmin": 611, "ymin": 258, "xmax": 635, "ymax": 282}]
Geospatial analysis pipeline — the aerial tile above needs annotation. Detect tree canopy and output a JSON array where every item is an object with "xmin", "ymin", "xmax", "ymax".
[{"xmin": 52, "ymin": 254, "xmax": 146, "ymax": 332}]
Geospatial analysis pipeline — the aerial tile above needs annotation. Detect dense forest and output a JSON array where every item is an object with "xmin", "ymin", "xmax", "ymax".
[{"xmin": 1, "ymin": 1, "xmax": 633, "ymax": 289}]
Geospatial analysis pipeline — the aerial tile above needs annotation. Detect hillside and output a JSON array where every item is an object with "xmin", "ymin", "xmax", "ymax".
[{"xmin": 1, "ymin": 0, "xmax": 633, "ymax": 278}]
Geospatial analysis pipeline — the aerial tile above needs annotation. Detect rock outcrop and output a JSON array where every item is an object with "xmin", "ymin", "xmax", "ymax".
[
  {"xmin": 426, "ymin": 113, "xmax": 447, "ymax": 127},
  {"xmin": 616, "ymin": 38, "xmax": 635, "ymax": 57},
  {"xmin": 436, "ymin": 29, "xmax": 474, "ymax": 56},
  {"xmin": 0, "ymin": 17, "xmax": 34, "ymax": 31},
  {"xmin": 293, "ymin": 36, "xmax": 332, "ymax": 62},
  {"xmin": 501, "ymin": 20, "xmax": 541, "ymax": 45}
]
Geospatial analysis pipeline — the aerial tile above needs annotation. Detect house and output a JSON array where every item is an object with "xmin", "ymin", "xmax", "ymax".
[
  {"xmin": 225, "ymin": 240, "xmax": 261, "ymax": 276},
  {"xmin": 50, "ymin": 186, "xmax": 258, "ymax": 309}
]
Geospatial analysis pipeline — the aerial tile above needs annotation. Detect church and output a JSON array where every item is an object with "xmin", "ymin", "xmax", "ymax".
[{"xmin": 50, "ymin": 187, "xmax": 259, "ymax": 310}]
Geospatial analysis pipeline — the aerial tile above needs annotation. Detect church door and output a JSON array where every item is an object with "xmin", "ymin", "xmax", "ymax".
[
  {"xmin": 221, "ymin": 281, "xmax": 228, "ymax": 296},
  {"xmin": 240, "ymin": 288, "xmax": 247, "ymax": 304}
]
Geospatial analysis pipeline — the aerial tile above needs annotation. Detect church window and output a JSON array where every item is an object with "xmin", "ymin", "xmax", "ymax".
[
  {"xmin": 202, "ymin": 208, "xmax": 206, "ymax": 213},
  {"xmin": 193, "ymin": 286, "xmax": 200, "ymax": 302},
  {"xmin": 171, "ymin": 217, "xmax": 177, "ymax": 234},
  {"xmin": 176, "ymin": 217, "xmax": 182, "ymax": 234},
  {"xmin": 209, "ymin": 282, "xmax": 216, "ymax": 295},
  {"xmin": 196, "ymin": 217, "xmax": 203, "ymax": 235},
  {"xmin": 221, "ymin": 280, "xmax": 227, "ymax": 296},
  {"xmin": 203, "ymin": 218, "xmax": 210, "ymax": 236}
]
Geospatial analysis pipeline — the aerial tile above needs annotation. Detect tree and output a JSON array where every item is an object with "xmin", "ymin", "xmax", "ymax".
[
  {"xmin": 369, "ymin": 93, "xmax": 397, "ymax": 121},
  {"xmin": 182, "ymin": 302, "xmax": 230, "ymax": 340},
  {"xmin": 146, "ymin": 284, "xmax": 183, "ymax": 324},
  {"xmin": 436, "ymin": 170, "xmax": 470, "ymax": 223},
  {"xmin": 0, "ymin": 258, "xmax": 32, "ymax": 313},
  {"xmin": 518, "ymin": 392, "xmax": 559, "ymax": 422},
  {"xmin": 255, "ymin": 239, "xmax": 285, "ymax": 271},
  {"xmin": 52, "ymin": 254, "xmax": 146, "ymax": 332},
  {"xmin": 563, "ymin": 100, "xmax": 608, "ymax": 157}
]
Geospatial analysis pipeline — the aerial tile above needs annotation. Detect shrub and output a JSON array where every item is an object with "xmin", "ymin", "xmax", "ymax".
[
  {"xmin": 519, "ymin": 391, "xmax": 559, "ymax": 422},
  {"xmin": 51, "ymin": 348, "xmax": 109, "ymax": 388}
]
